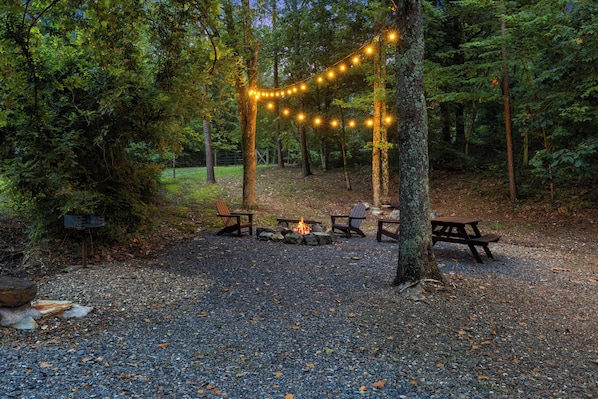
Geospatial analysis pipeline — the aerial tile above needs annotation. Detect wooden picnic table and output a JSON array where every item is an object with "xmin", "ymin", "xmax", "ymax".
[
  {"xmin": 376, "ymin": 216, "xmax": 500, "ymax": 263},
  {"xmin": 431, "ymin": 216, "xmax": 500, "ymax": 263}
]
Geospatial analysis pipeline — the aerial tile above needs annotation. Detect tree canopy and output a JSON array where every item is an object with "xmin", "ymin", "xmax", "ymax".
[{"xmin": 1, "ymin": 0, "xmax": 596, "ymax": 243}]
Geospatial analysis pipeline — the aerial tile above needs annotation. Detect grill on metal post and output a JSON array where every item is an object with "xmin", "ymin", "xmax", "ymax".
[{"xmin": 64, "ymin": 214, "xmax": 105, "ymax": 267}]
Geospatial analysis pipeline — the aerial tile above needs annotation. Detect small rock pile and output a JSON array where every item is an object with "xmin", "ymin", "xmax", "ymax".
[{"xmin": 0, "ymin": 275, "xmax": 92, "ymax": 330}]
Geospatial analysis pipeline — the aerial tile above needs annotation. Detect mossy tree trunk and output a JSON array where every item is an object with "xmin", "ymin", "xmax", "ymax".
[
  {"xmin": 393, "ymin": 0, "xmax": 443, "ymax": 285},
  {"xmin": 224, "ymin": 0, "xmax": 259, "ymax": 209}
]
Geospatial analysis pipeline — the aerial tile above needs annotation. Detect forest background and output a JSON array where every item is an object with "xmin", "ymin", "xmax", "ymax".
[{"xmin": 0, "ymin": 0, "xmax": 596, "ymax": 257}]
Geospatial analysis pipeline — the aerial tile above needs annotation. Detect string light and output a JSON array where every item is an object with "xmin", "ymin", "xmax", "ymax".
[
  {"xmin": 256, "ymin": 29, "xmax": 399, "ymax": 130},
  {"xmin": 252, "ymin": 28, "xmax": 398, "ymax": 100},
  {"xmin": 263, "ymin": 103, "xmax": 380, "ymax": 129}
]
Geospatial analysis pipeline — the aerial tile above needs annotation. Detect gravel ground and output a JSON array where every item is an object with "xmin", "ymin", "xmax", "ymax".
[{"xmin": 1, "ymin": 231, "xmax": 597, "ymax": 399}]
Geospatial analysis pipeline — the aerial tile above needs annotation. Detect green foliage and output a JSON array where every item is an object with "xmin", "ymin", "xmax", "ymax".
[
  {"xmin": 423, "ymin": 0, "xmax": 598, "ymax": 194},
  {"xmin": 0, "ymin": 0, "xmax": 222, "ymax": 242},
  {"xmin": 529, "ymin": 139, "xmax": 597, "ymax": 182}
]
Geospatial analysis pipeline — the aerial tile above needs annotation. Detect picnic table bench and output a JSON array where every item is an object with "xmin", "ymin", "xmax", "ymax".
[{"xmin": 431, "ymin": 216, "xmax": 500, "ymax": 263}]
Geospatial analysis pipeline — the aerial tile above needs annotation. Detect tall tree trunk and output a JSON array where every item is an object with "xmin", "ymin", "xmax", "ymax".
[
  {"xmin": 394, "ymin": 0, "xmax": 443, "ymax": 285},
  {"xmin": 236, "ymin": 71, "xmax": 258, "ymax": 208},
  {"xmin": 338, "ymin": 105, "xmax": 352, "ymax": 190},
  {"xmin": 299, "ymin": 121, "xmax": 312, "ymax": 177},
  {"xmin": 380, "ymin": 44, "xmax": 390, "ymax": 204},
  {"xmin": 464, "ymin": 102, "xmax": 477, "ymax": 157},
  {"xmin": 203, "ymin": 118, "xmax": 216, "ymax": 184},
  {"xmin": 372, "ymin": 37, "xmax": 382, "ymax": 207},
  {"xmin": 224, "ymin": 0, "xmax": 258, "ymax": 209},
  {"xmin": 271, "ymin": 0, "xmax": 284, "ymax": 168},
  {"xmin": 440, "ymin": 103, "xmax": 451, "ymax": 143},
  {"xmin": 381, "ymin": 120, "xmax": 390, "ymax": 203},
  {"xmin": 501, "ymin": 16, "xmax": 517, "ymax": 201},
  {"xmin": 454, "ymin": 104, "xmax": 466, "ymax": 152}
]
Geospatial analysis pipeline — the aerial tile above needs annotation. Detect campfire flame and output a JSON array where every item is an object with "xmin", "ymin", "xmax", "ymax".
[{"xmin": 293, "ymin": 217, "xmax": 311, "ymax": 235}]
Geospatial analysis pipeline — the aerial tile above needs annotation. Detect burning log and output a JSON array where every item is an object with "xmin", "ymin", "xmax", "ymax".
[{"xmin": 292, "ymin": 217, "xmax": 311, "ymax": 235}]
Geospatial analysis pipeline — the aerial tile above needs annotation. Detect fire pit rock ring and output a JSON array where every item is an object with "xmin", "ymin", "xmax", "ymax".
[{"xmin": 256, "ymin": 219, "xmax": 336, "ymax": 246}]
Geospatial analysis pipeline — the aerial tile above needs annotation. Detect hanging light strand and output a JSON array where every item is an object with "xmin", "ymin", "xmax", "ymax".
[
  {"xmin": 251, "ymin": 29, "xmax": 398, "ymax": 100},
  {"xmin": 264, "ymin": 104, "xmax": 394, "ymax": 129}
]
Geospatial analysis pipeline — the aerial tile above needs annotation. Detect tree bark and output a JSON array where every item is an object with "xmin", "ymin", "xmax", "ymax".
[
  {"xmin": 271, "ymin": 0, "xmax": 284, "ymax": 168},
  {"xmin": 501, "ymin": 16, "xmax": 517, "ymax": 201},
  {"xmin": 338, "ymin": 105, "xmax": 352, "ymax": 191},
  {"xmin": 372, "ymin": 37, "xmax": 382, "ymax": 207},
  {"xmin": 394, "ymin": 0, "xmax": 443, "ymax": 285},
  {"xmin": 203, "ymin": 118, "xmax": 216, "ymax": 184},
  {"xmin": 224, "ymin": 0, "xmax": 258, "ymax": 209},
  {"xmin": 299, "ymin": 122, "xmax": 312, "ymax": 177}
]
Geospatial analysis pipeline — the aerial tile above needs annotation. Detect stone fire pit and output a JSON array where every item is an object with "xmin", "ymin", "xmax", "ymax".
[{"xmin": 256, "ymin": 219, "xmax": 336, "ymax": 245}]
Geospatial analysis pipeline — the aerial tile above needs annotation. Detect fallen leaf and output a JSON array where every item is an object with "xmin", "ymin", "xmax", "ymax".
[
  {"xmin": 284, "ymin": 394, "xmax": 294, "ymax": 399},
  {"xmin": 359, "ymin": 385, "xmax": 368, "ymax": 391},
  {"xmin": 39, "ymin": 362, "xmax": 52, "ymax": 368},
  {"xmin": 410, "ymin": 379, "xmax": 419, "ymax": 386},
  {"xmin": 207, "ymin": 384, "xmax": 221, "ymax": 395},
  {"xmin": 512, "ymin": 358, "xmax": 521, "ymax": 364},
  {"xmin": 478, "ymin": 375, "xmax": 490, "ymax": 380},
  {"xmin": 436, "ymin": 362, "xmax": 445, "ymax": 368},
  {"xmin": 550, "ymin": 267, "xmax": 571, "ymax": 272},
  {"xmin": 373, "ymin": 379, "xmax": 386, "ymax": 389},
  {"xmin": 158, "ymin": 343, "xmax": 169, "ymax": 349},
  {"xmin": 274, "ymin": 371, "xmax": 283, "ymax": 378},
  {"xmin": 348, "ymin": 313, "xmax": 357, "ymax": 318},
  {"xmin": 305, "ymin": 363, "xmax": 315, "ymax": 368},
  {"xmin": 592, "ymin": 359, "xmax": 598, "ymax": 364}
]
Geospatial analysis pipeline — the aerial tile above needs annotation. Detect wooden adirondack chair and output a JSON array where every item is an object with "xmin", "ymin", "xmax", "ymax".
[
  {"xmin": 215, "ymin": 200, "xmax": 253, "ymax": 236},
  {"xmin": 330, "ymin": 202, "xmax": 367, "ymax": 237}
]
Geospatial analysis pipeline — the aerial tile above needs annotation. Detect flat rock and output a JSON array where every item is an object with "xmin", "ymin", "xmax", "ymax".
[{"xmin": 0, "ymin": 276, "xmax": 37, "ymax": 308}]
